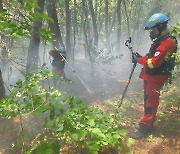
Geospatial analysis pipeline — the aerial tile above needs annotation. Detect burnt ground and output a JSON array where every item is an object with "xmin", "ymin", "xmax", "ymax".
[
  {"xmin": 0, "ymin": 59, "xmax": 179, "ymax": 153},
  {"xmin": 125, "ymin": 102, "xmax": 180, "ymax": 154}
]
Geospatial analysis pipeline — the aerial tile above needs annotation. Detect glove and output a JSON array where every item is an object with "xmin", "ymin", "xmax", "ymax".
[
  {"xmin": 146, "ymin": 53, "xmax": 150, "ymax": 57},
  {"xmin": 132, "ymin": 52, "xmax": 141, "ymax": 63}
]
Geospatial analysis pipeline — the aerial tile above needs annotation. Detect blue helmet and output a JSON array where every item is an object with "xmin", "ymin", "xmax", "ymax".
[
  {"xmin": 58, "ymin": 46, "xmax": 65, "ymax": 53},
  {"xmin": 145, "ymin": 13, "xmax": 169, "ymax": 30}
]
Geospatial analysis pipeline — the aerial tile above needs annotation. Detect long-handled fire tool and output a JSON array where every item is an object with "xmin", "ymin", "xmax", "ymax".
[{"xmin": 118, "ymin": 37, "xmax": 137, "ymax": 108}]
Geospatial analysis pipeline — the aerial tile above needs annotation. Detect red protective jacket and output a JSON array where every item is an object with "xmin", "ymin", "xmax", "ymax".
[{"xmin": 137, "ymin": 36, "xmax": 177, "ymax": 81}]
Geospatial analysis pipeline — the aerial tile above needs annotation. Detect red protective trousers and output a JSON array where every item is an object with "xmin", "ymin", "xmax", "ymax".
[
  {"xmin": 139, "ymin": 74, "xmax": 168, "ymax": 127},
  {"xmin": 52, "ymin": 67, "xmax": 65, "ymax": 78}
]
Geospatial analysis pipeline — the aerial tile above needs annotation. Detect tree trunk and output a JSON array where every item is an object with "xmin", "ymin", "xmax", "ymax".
[
  {"xmin": 105, "ymin": 0, "xmax": 110, "ymax": 49},
  {"xmin": 0, "ymin": 0, "xmax": 6, "ymax": 98},
  {"xmin": 72, "ymin": 0, "xmax": 77, "ymax": 63},
  {"xmin": 73, "ymin": 0, "xmax": 78, "ymax": 34},
  {"xmin": 80, "ymin": 0, "xmax": 85, "ymax": 35},
  {"xmin": 0, "ymin": 0, "xmax": 6, "ymax": 68},
  {"xmin": 0, "ymin": 69, "xmax": 5, "ymax": 99},
  {"xmin": 79, "ymin": 0, "xmax": 86, "ymax": 47},
  {"xmin": 134, "ymin": 0, "xmax": 144, "ymax": 49},
  {"xmin": 0, "ymin": 0, "xmax": 3, "ymax": 12},
  {"xmin": 83, "ymin": 20, "xmax": 95, "ymax": 76},
  {"xmin": 65, "ymin": 0, "xmax": 71, "ymax": 60},
  {"xmin": 88, "ymin": 0, "xmax": 98, "ymax": 48},
  {"xmin": 26, "ymin": 0, "xmax": 45, "ymax": 73},
  {"xmin": 117, "ymin": 0, "xmax": 122, "ymax": 50},
  {"xmin": 122, "ymin": 0, "xmax": 130, "ymax": 37},
  {"xmin": 109, "ymin": 8, "xmax": 116, "ymax": 35},
  {"xmin": 81, "ymin": 0, "xmax": 91, "ymax": 58},
  {"xmin": 95, "ymin": 0, "xmax": 98, "ymax": 19},
  {"xmin": 84, "ymin": 1, "xmax": 91, "ymax": 40},
  {"xmin": 46, "ymin": 0, "xmax": 64, "ymax": 48}
]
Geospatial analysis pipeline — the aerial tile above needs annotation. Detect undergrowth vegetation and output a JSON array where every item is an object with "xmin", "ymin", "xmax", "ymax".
[{"xmin": 0, "ymin": 69, "xmax": 134, "ymax": 154}]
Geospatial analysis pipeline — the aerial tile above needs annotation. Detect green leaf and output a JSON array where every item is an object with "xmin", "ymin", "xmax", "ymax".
[
  {"xmin": 78, "ymin": 130, "xmax": 87, "ymax": 138},
  {"xmin": 96, "ymin": 113, "xmax": 103, "ymax": 119},
  {"xmin": 49, "ymin": 107, "xmax": 55, "ymax": 120},
  {"xmin": 30, "ymin": 142, "xmax": 60, "ymax": 154},
  {"xmin": 71, "ymin": 133, "xmax": 79, "ymax": 141},
  {"xmin": 60, "ymin": 108, "xmax": 65, "ymax": 114},
  {"xmin": 76, "ymin": 99, "xmax": 83, "ymax": 104},
  {"xmin": 87, "ymin": 119, "xmax": 95, "ymax": 126},
  {"xmin": 118, "ymin": 129, "xmax": 127, "ymax": 136},
  {"xmin": 87, "ymin": 143, "xmax": 99, "ymax": 153},
  {"xmin": 33, "ymin": 105, "xmax": 50, "ymax": 116},
  {"xmin": 92, "ymin": 128, "xmax": 101, "ymax": 134},
  {"xmin": 16, "ymin": 79, "xmax": 23, "ymax": 86},
  {"xmin": 113, "ymin": 134, "xmax": 120, "ymax": 139},
  {"xmin": 101, "ymin": 140, "xmax": 109, "ymax": 146},
  {"xmin": 127, "ymin": 138, "xmax": 135, "ymax": 147},
  {"xmin": 92, "ymin": 128, "xmax": 105, "ymax": 138},
  {"xmin": 57, "ymin": 124, "xmax": 64, "ymax": 132},
  {"xmin": 16, "ymin": 92, "xmax": 22, "ymax": 97}
]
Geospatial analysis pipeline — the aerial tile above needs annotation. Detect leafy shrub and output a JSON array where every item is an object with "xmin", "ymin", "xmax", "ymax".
[{"xmin": 0, "ymin": 69, "xmax": 131, "ymax": 154}]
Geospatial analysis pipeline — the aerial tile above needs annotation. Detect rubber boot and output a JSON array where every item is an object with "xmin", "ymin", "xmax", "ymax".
[
  {"xmin": 135, "ymin": 123, "xmax": 154, "ymax": 130},
  {"xmin": 130, "ymin": 124, "xmax": 152, "ymax": 139}
]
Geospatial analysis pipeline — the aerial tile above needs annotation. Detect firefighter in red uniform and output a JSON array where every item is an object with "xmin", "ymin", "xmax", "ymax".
[
  {"xmin": 48, "ymin": 47, "xmax": 66, "ymax": 86},
  {"xmin": 130, "ymin": 13, "xmax": 177, "ymax": 139}
]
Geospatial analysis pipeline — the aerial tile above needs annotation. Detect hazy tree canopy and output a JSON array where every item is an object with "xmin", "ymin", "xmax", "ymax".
[{"xmin": 0, "ymin": 0, "xmax": 179, "ymax": 73}]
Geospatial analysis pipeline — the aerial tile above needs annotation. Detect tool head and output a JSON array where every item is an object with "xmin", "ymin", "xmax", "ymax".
[{"xmin": 125, "ymin": 37, "xmax": 132, "ymax": 50}]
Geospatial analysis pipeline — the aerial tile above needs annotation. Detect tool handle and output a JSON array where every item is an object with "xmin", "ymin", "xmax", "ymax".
[{"xmin": 118, "ymin": 62, "xmax": 136, "ymax": 108}]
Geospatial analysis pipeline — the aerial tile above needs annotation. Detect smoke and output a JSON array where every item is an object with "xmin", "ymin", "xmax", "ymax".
[{"xmin": 1, "ymin": 31, "xmax": 151, "ymax": 104}]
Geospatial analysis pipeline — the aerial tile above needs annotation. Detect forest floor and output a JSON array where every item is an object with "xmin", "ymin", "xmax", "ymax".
[
  {"xmin": 88, "ymin": 91, "xmax": 180, "ymax": 154},
  {"xmin": 0, "ymin": 61, "xmax": 179, "ymax": 154},
  {"xmin": 120, "ymin": 99, "xmax": 179, "ymax": 154}
]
